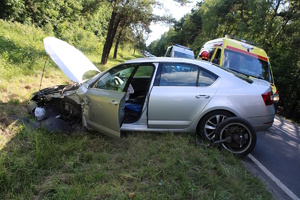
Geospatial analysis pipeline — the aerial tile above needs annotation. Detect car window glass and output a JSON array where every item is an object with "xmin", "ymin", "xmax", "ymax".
[
  {"xmin": 198, "ymin": 69, "xmax": 218, "ymax": 86},
  {"xmin": 165, "ymin": 47, "xmax": 172, "ymax": 57},
  {"xmin": 94, "ymin": 65, "xmax": 135, "ymax": 91},
  {"xmin": 198, "ymin": 47, "xmax": 216, "ymax": 61},
  {"xmin": 212, "ymin": 48, "xmax": 221, "ymax": 64},
  {"xmin": 208, "ymin": 48, "xmax": 216, "ymax": 61},
  {"xmin": 159, "ymin": 63, "xmax": 198, "ymax": 86},
  {"xmin": 134, "ymin": 65, "xmax": 154, "ymax": 77},
  {"xmin": 173, "ymin": 51, "xmax": 194, "ymax": 59}
]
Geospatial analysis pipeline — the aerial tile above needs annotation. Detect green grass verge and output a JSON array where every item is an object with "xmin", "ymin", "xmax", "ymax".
[
  {"xmin": 0, "ymin": 20, "xmax": 272, "ymax": 199},
  {"xmin": 0, "ymin": 127, "xmax": 272, "ymax": 199}
]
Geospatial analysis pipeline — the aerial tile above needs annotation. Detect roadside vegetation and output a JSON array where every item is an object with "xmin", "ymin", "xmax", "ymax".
[{"xmin": 0, "ymin": 19, "xmax": 275, "ymax": 199}]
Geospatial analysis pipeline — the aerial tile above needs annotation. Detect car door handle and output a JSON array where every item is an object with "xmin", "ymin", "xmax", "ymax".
[
  {"xmin": 195, "ymin": 95, "xmax": 210, "ymax": 99},
  {"xmin": 109, "ymin": 100, "xmax": 119, "ymax": 105}
]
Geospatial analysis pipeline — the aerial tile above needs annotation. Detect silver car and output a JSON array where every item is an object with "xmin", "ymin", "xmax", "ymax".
[{"xmin": 28, "ymin": 37, "xmax": 275, "ymax": 157}]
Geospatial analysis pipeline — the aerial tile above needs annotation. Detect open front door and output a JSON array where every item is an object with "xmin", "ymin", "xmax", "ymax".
[
  {"xmin": 83, "ymin": 64, "xmax": 137, "ymax": 138},
  {"xmin": 84, "ymin": 88, "xmax": 125, "ymax": 138}
]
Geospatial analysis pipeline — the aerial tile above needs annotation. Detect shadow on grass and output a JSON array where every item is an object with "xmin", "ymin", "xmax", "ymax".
[{"xmin": 0, "ymin": 101, "xmax": 28, "ymax": 125}]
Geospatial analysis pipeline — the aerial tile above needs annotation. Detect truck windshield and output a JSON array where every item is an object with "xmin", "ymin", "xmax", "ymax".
[{"xmin": 222, "ymin": 49, "xmax": 273, "ymax": 83}]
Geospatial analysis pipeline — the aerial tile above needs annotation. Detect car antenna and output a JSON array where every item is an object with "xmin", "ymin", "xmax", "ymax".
[{"xmin": 39, "ymin": 56, "xmax": 49, "ymax": 91}]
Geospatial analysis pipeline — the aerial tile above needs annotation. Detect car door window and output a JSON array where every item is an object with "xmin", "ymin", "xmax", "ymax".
[
  {"xmin": 212, "ymin": 48, "xmax": 221, "ymax": 64},
  {"xmin": 94, "ymin": 65, "xmax": 135, "ymax": 91},
  {"xmin": 159, "ymin": 63, "xmax": 198, "ymax": 86},
  {"xmin": 198, "ymin": 69, "xmax": 218, "ymax": 86}
]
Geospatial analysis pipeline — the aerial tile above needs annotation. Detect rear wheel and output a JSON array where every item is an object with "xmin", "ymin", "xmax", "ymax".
[
  {"xmin": 215, "ymin": 117, "xmax": 257, "ymax": 158},
  {"xmin": 199, "ymin": 111, "xmax": 234, "ymax": 141}
]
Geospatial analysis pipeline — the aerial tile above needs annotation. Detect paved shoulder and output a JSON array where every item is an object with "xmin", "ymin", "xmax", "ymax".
[{"xmin": 243, "ymin": 115, "xmax": 300, "ymax": 200}]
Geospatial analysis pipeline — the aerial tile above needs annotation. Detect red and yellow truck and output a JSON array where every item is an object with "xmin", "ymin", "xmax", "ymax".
[{"xmin": 198, "ymin": 35, "xmax": 279, "ymax": 110}]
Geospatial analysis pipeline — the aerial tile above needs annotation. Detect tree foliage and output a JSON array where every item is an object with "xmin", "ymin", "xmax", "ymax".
[
  {"xmin": 101, "ymin": 0, "xmax": 159, "ymax": 64},
  {"xmin": 148, "ymin": 0, "xmax": 300, "ymax": 122}
]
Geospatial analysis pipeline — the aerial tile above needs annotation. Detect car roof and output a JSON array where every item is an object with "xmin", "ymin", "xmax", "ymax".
[
  {"xmin": 125, "ymin": 57, "xmax": 206, "ymax": 65},
  {"xmin": 124, "ymin": 57, "xmax": 225, "ymax": 74},
  {"xmin": 122, "ymin": 57, "xmax": 272, "ymax": 89}
]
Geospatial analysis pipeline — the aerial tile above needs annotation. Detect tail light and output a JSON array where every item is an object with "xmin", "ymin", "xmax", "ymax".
[
  {"xmin": 273, "ymin": 90, "xmax": 280, "ymax": 102},
  {"xmin": 262, "ymin": 91, "xmax": 274, "ymax": 106}
]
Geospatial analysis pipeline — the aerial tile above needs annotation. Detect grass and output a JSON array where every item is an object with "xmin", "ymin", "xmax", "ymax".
[
  {"xmin": 1, "ymin": 128, "xmax": 272, "ymax": 199},
  {"xmin": 0, "ymin": 20, "xmax": 273, "ymax": 199}
]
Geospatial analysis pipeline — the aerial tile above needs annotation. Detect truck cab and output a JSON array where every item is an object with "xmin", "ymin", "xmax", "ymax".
[{"xmin": 165, "ymin": 44, "xmax": 194, "ymax": 59}]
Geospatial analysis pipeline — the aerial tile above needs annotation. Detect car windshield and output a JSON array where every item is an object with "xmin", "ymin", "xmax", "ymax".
[
  {"xmin": 222, "ymin": 49, "xmax": 273, "ymax": 83},
  {"xmin": 173, "ymin": 51, "xmax": 194, "ymax": 59}
]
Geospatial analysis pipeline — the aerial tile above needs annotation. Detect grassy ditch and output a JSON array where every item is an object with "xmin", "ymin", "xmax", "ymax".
[{"xmin": 0, "ymin": 20, "xmax": 273, "ymax": 199}]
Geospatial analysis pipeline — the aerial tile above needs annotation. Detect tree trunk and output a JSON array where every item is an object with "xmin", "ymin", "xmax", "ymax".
[
  {"xmin": 113, "ymin": 28, "xmax": 123, "ymax": 59},
  {"xmin": 101, "ymin": 10, "xmax": 120, "ymax": 65}
]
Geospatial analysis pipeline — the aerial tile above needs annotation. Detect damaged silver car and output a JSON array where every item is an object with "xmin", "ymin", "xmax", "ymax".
[{"xmin": 27, "ymin": 37, "xmax": 276, "ymax": 157}]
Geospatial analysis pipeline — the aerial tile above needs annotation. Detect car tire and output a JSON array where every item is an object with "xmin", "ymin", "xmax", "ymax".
[
  {"xmin": 215, "ymin": 117, "xmax": 257, "ymax": 158},
  {"xmin": 198, "ymin": 111, "xmax": 234, "ymax": 141}
]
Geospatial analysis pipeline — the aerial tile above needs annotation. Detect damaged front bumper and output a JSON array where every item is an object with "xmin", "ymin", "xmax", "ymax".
[{"xmin": 27, "ymin": 84, "xmax": 83, "ymax": 124}]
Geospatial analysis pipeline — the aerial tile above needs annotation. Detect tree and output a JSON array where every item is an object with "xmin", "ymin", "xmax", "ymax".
[
  {"xmin": 112, "ymin": 25, "xmax": 134, "ymax": 59},
  {"xmin": 101, "ymin": 0, "xmax": 157, "ymax": 65},
  {"xmin": 101, "ymin": 0, "xmax": 191, "ymax": 65},
  {"xmin": 0, "ymin": 0, "xmax": 105, "ymax": 30}
]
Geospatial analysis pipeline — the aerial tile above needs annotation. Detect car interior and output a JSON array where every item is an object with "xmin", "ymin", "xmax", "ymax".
[{"xmin": 123, "ymin": 65, "xmax": 154, "ymax": 123}]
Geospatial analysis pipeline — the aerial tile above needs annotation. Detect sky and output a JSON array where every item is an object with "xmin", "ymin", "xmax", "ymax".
[{"xmin": 146, "ymin": 0, "xmax": 198, "ymax": 46}]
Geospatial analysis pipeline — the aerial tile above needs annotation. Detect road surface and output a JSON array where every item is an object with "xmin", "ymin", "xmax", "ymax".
[{"xmin": 243, "ymin": 115, "xmax": 300, "ymax": 200}]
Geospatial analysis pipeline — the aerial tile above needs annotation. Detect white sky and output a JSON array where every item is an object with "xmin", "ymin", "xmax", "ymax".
[{"xmin": 146, "ymin": 0, "xmax": 198, "ymax": 46}]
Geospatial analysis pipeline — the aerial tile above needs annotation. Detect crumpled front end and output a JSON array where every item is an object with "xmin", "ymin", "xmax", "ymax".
[{"xmin": 27, "ymin": 84, "xmax": 82, "ymax": 124}]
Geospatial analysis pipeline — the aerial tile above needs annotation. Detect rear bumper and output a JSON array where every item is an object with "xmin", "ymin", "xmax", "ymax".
[{"xmin": 248, "ymin": 115, "xmax": 275, "ymax": 132}]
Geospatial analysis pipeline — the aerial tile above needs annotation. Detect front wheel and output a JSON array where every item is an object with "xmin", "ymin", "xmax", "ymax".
[{"xmin": 215, "ymin": 117, "xmax": 257, "ymax": 158}]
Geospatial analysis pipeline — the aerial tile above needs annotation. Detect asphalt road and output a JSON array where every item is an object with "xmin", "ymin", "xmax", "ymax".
[{"xmin": 243, "ymin": 115, "xmax": 300, "ymax": 200}]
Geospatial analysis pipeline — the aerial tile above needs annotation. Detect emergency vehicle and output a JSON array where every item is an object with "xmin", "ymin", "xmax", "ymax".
[
  {"xmin": 165, "ymin": 44, "xmax": 194, "ymax": 59},
  {"xmin": 197, "ymin": 35, "xmax": 279, "ymax": 110}
]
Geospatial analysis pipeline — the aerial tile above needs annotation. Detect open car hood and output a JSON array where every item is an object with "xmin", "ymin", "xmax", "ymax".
[{"xmin": 43, "ymin": 37, "xmax": 100, "ymax": 83}]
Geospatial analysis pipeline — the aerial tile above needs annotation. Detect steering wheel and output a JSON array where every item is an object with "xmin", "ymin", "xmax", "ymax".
[{"xmin": 114, "ymin": 76, "xmax": 124, "ymax": 85}]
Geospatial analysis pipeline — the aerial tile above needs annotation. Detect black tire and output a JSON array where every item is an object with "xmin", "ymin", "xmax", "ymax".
[
  {"xmin": 215, "ymin": 117, "xmax": 257, "ymax": 158},
  {"xmin": 198, "ymin": 111, "xmax": 234, "ymax": 141}
]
